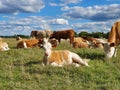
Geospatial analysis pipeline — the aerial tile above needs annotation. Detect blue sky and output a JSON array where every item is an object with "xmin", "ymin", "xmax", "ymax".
[{"xmin": 0, "ymin": 0, "xmax": 120, "ymax": 36}]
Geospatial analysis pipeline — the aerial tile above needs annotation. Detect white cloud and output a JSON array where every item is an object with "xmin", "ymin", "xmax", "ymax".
[
  {"xmin": 49, "ymin": 0, "xmax": 82, "ymax": 6},
  {"xmin": 0, "ymin": 16, "xmax": 51, "ymax": 35},
  {"xmin": 72, "ymin": 20, "xmax": 117, "ymax": 33},
  {"xmin": 50, "ymin": 18, "xmax": 69, "ymax": 25},
  {"xmin": 0, "ymin": 0, "xmax": 45, "ymax": 14},
  {"xmin": 62, "ymin": 4, "xmax": 120, "ymax": 21},
  {"xmin": 0, "ymin": 15, "xmax": 118, "ymax": 36},
  {"xmin": 61, "ymin": 0, "xmax": 82, "ymax": 4},
  {"xmin": 0, "ymin": 16, "xmax": 71, "ymax": 35}
]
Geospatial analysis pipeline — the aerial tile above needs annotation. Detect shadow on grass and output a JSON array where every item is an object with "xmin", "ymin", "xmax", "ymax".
[
  {"xmin": 24, "ymin": 61, "xmax": 42, "ymax": 66},
  {"xmin": 77, "ymin": 52, "xmax": 105, "ymax": 61},
  {"xmin": 13, "ymin": 60, "xmax": 42, "ymax": 66}
]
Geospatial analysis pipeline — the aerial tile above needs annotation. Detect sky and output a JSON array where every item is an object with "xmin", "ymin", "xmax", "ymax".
[{"xmin": 0, "ymin": 0, "xmax": 120, "ymax": 36}]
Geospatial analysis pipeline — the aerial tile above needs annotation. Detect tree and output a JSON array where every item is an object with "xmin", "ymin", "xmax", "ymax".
[{"xmin": 79, "ymin": 31, "xmax": 90, "ymax": 37}]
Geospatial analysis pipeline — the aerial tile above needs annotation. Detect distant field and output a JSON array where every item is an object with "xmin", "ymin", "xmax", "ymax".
[{"xmin": 0, "ymin": 38, "xmax": 120, "ymax": 90}]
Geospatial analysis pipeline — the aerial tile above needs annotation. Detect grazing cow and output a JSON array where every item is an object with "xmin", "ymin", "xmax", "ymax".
[
  {"xmin": 30, "ymin": 30, "xmax": 53, "ymax": 39},
  {"xmin": 41, "ymin": 38, "xmax": 89, "ymax": 67},
  {"xmin": 102, "ymin": 21, "xmax": 120, "ymax": 58},
  {"xmin": 50, "ymin": 29, "xmax": 74, "ymax": 44},
  {"xmin": 73, "ymin": 37, "xmax": 90, "ymax": 48},
  {"xmin": 0, "ymin": 38, "xmax": 10, "ymax": 51}
]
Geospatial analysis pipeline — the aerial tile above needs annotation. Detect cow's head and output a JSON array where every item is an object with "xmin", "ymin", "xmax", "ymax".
[
  {"xmin": 42, "ymin": 38, "xmax": 52, "ymax": 57},
  {"xmin": 0, "ymin": 42, "xmax": 10, "ymax": 51},
  {"xmin": 102, "ymin": 42, "xmax": 116, "ymax": 58}
]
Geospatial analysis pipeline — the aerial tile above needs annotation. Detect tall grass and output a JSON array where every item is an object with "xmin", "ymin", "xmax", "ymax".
[{"xmin": 0, "ymin": 38, "xmax": 120, "ymax": 90}]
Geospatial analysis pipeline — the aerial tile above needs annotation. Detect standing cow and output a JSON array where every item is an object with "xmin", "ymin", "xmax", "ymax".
[
  {"xmin": 30, "ymin": 30, "xmax": 53, "ymax": 39},
  {"xmin": 102, "ymin": 21, "xmax": 120, "ymax": 58},
  {"xmin": 50, "ymin": 29, "xmax": 74, "ymax": 44}
]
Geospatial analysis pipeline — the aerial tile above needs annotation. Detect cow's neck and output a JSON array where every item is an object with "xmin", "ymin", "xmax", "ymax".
[{"xmin": 44, "ymin": 49, "xmax": 52, "ymax": 57}]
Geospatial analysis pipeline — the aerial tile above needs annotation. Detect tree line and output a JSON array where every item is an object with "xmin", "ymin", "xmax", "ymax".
[
  {"xmin": 75, "ymin": 31, "xmax": 109, "ymax": 38},
  {"xmin": 0, "ymin": 31, "xmax": 109, "ymax": 39}
]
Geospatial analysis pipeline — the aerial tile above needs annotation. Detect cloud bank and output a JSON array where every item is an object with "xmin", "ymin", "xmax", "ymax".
[
  {"xmin": 62, "ymin": 4, "xmax": 120, "ymax": 21},
  {"xmin": 0, "ymin": 0, "xmax": 45, "ymax": 14}
]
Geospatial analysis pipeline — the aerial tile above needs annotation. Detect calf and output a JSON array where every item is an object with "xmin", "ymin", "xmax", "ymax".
[{"xmin": 41, "ymin": 38, "xmax": 89, "ymax": 67}]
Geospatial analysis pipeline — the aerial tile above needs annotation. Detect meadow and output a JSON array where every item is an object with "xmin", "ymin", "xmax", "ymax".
[{"xmin": 0, "ymin": 38, "xmax": 120, "ymax": 90}]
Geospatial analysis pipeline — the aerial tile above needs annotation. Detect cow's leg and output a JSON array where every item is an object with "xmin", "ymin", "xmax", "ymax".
[
  {"xmin": 58, "ymin": 39, "xmax": 61, "ymax": 43},
  {"xmin": 70, "ymin": 52, "xmax": 89, "ymax": 66},
  {"xmin": 70, "ymin": 37, "xmax": 74, "ymax": 44},
  {"xmin": 51, "ymin": 62, "xmax": 63, "ymax": 67},
  {"xmin": 114, "ymin": 49, "xmax": 117, "ymax": 57}
]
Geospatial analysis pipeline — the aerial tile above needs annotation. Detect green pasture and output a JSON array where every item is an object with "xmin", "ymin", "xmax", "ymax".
[{"xmin": 0, "ymin": 38, "xmax": 120, "ymax": 90}]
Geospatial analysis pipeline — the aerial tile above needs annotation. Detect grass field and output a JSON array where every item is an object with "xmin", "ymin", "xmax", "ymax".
[{"xmin": 0, "ymin": 38, "xmax": 120, "ymax": 90}]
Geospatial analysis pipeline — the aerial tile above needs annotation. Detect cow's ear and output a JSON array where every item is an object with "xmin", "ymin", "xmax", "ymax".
[{"xmin": 110, "ymin": 43, "xmax": 115, "ymax": 47}]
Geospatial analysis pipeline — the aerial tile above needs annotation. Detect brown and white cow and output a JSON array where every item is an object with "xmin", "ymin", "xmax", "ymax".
[
  {"xmin": 50, "ymin": 29, "xmax": 74, "ymax": 44},
  {"xmin": 17, "ymin": 38, "xmax": 40, "ymax": 48},
  {"xmin": 0, "ymin": 38, "xmax": 10, "ymax": 51},
  {"xmin": 16, "ymin": 37, "xmax": 58, "ymax": 48},
  {"xmin": 83, "ymin": 36, "xmax": 104, "ymax": 49},
  {"xmin": 73, "ymin": 37, "xmax": 90, "ymax": 48},
  {"xmin": 41, "ymin": 38, "xmax": 89, "ymax": 67},
  {"xmin": 30, "ymin": 30, "xmax": 53, "ymax": 39},
  {"xmin": 102, "ymin": 21, "xmax": 120, "ymax": 58}
]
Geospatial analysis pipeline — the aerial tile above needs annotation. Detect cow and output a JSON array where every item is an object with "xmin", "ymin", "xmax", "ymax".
[
  {"xmin": 73, "ymin": 37, "xmax": 90, "ymax": 48},
  {"xmin": 0, "ymin": 38, "xmax": 10, "ymax": 51},
  {"xmin": 48, "ymin": 39, "xmax": 59, "ymax": 48},
  {"xmin": 41, "ymin": 38, "xmax": 89, "ymax": 67},
  {"xmin": 50, "ymin": 29, "xmax": 74, "ymax": 44},
  {"xmin": 16, "ymin": 37, "xmax": 58, "ymax": 48},
  {"xmin": 30, "ymin": 30, "xmax": 53, "ymax": 39},
  {"xmin": 17, "ymin": 39, "xmax": 40, "ymax": 48},
  {"xmin": 102, "ymin": 21, "xmax": 120, "ymax": 58},
  {"xmin": 83, "ymin": 36, "xmax": 103, "ymax": 49}
]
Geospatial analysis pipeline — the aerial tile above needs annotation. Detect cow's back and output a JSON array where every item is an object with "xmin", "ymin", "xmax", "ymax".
[
  {"xmin": 31, "ymin": 30, "xmax": 53, "ymax": 39},
  {"xmin": 108, "ymin": 21, "xmax": 120, "ymax": 46}
]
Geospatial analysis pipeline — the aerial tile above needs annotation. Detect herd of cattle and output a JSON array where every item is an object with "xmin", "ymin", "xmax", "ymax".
[{"xmin": 0, "ymin": 21, "xmax": 120, "ymax": 60}]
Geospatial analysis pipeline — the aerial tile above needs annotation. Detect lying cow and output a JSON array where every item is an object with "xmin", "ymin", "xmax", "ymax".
[
  {"xmin": 0, "ymin": 38, "xmax": 10, "ymax": 51},
  {"xmin": 17, "ymin": 38, "xmax": 40, "ymax": 48},
  {"xmin": 73, "ymin": 37, "xmax": 90, "ymax": 48},
  {"xmin": 83, "ymin": 36, "xmax": 103, "ymax": 49},
  {"xmin": 102, "ymin": 21, "xmax": 120, "ymax": 58},
  {"xmin": 41, "ymin": 38, "xmax": 89, "ymax": 67},
  {"xmin": 17, "ymin": 37, "xmax": 58, "ymax": 48}
]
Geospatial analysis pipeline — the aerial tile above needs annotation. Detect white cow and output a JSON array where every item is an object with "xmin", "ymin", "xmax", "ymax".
[{"xmin": 41, "ymin": 38, "xmax": 89, "ymax": 67}]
